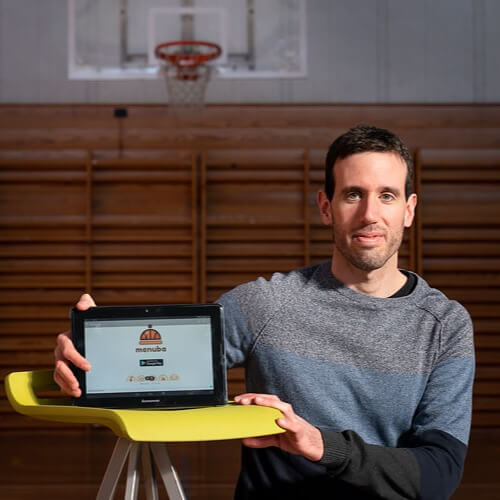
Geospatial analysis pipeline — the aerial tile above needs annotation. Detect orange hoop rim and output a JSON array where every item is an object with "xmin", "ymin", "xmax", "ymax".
[{"xmin": 155, "ymin": 40, "xmax": 222, "ymax": 69}]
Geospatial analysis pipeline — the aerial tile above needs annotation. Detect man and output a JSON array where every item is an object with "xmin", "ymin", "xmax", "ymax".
[{"xmin": 54, "ymin": 125, "xmax": 475, "ymax": 499}]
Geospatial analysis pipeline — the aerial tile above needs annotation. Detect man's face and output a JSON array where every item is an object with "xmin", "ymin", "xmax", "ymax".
[{"xmin": 318, "ymin": 151, "xmax": 417, "ymax": 272}]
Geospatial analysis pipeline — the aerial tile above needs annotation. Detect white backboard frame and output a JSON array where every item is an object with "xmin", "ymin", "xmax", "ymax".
[{"xmin": 67, "ymin": 0, "xmax": 307, "ymax": 80}]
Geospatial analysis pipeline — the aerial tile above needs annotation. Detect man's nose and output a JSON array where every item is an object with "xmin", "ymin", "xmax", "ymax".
[{"xmin": 358, "ymin": 195, "xmax": 379, "ymax": 224}]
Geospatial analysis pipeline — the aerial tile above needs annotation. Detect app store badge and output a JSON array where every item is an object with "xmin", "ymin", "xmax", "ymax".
[{"xmin": 140, "ymin": 359, "xmax": 164, "ymax": 367}]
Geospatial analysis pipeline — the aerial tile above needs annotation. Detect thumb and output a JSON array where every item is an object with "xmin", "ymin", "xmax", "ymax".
[
  {"xmin": 76, "ymin": 293, "xmax": 96, "ymax": 310},
  {"xmin": 242, "ymin": 435, "xmax": 278, "ymax": 449}
]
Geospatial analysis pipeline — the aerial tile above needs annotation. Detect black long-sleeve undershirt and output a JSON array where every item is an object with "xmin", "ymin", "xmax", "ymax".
[{"xmin": 320, "ymin": 427, "xmax": 467, "ymax": 499}]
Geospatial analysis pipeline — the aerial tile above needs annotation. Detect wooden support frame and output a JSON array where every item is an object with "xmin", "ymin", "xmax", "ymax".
[
  {"xmin": 303, "ymin": 149, "xmax": 311, "ymax": 267},
  {"xmin": 85, "ymin": 151, "xmax": 93, "ymax": 293},
  {"xmin": 0, "ymin": 145, "xmax": 499, "ymax": 430},
  {"xmin": 414, "ymin": 150, "xmax": 423, "ymax": 276}
]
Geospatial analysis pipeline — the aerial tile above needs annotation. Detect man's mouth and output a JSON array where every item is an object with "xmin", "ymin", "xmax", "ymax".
[{"xmin": 352, "ymin": 232, "xmax": 384, "ymax": 245}]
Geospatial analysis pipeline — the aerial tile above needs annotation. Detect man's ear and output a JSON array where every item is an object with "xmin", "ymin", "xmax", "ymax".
[
  {"xmin": 317, "ymin": 191, "xmax": 333, "ymax": 226},
  {"xmin": 404, "ymin": 193, "xmax": 418, "ymax": 228}
]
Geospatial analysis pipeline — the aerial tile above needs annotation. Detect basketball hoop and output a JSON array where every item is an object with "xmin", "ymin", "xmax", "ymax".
[{"xmin": 155, "ymin": 41, "xmax": 221, "ymax": 112}]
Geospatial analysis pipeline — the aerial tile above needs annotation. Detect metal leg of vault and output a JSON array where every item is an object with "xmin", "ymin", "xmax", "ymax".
[
  {"xmin": 142, "ymin": 443, "xmax": 159, "ymax": 500},
  {"xmin": 150, "ymin": 443, "xmax": 186, "ymax": 500},
  {"xmin": 96, "ymin": 437, "xmax": 132, "ymax": 500},
  {"xmin": 96, "ymin": 437, "xmax": 187, "ymax": 500}
]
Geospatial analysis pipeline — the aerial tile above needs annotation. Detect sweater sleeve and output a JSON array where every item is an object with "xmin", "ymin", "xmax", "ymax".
[
  {"xmin": 319, "ymin": 303, "xmax": 475, "ymax": 500},
  {"xmin": 218, "ymin": 275, "xmax": 280, "ymax": 369},
  {"xmin": 319, "ymin": 428, "xmax": 466, "ymax": 500}
]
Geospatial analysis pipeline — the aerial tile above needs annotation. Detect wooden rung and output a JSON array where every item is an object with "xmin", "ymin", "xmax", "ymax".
[
  {"xmin": 423, "ymin": 258, "xmax": 500, "ymax": 271},
  {"xmin": 204, "ymin": 149, "xmax": 306, "ymax": 165},
  {"xmin": 0, "ymin": 216, "xmax": 86, "ymax": 227},
  {"xmin": 476, "ymin": 350, "xmax": 500, "ymax": 365},
  {"xmin": 473, "ymin": 396, "xmax": 500, "ymax": 411},
  {"xmin": 0, "ymin": 172, "xmax": 86, "ymax": 183},
  {"xmin": 206, "ymin": 171, "xmax": 304, "ymax": 182},
  {"xmin": 92, "ymin": 216, "xmax": 192, "ymax": 227},
  {"xmin": 93, "ymin": 172, "xmax": 192, "ymax": 182},
  {"xmin": 418, "ymin": 149, "xmax": 500, "ymax": 166},
  {"xmin": 206, "ymin": 220, "xmax": 304, "ymax": 227},
  {"xmin": 422, "ymin": 228, "xmax": 500, "ymax": 241},
  {"xmin": 422, "ymin": 170, "xmax": 500, "ymax": 181}
]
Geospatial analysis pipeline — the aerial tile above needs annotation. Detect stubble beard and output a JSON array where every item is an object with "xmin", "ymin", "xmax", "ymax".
[{"xmin": 332, "ymin": 224, "xmax": 404, "ymax": 272}]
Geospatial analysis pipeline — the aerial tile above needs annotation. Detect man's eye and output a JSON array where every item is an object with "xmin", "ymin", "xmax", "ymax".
[
  {"xmin": 381, "ymin": 193, "xmax": 395, "ymax": 201},
  {"xmin": 346, "ymin": 192, "xmax": 361, "ymax": 200}
]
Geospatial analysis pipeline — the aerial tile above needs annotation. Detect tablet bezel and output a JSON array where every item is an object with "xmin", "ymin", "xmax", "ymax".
[{"xmin": 70, "ymin": 303, "xmax": 227, "ymax": 409}]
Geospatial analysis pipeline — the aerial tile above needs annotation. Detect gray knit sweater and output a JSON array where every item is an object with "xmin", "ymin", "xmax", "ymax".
[{"xmin": 219, "ymin": 260, "xmax": 475, "ymax": 499}]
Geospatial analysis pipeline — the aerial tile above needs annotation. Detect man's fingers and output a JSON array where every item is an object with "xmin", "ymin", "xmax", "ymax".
[
  {"xmin": 53, "ymin": 363, "xmax": 81, "ymax": 397},
  {"xmin": 234, "ymin": 393, "xmax": 293, "ymax": 422},
  {"xmin": 235, "ymin": 393, "xmax": 323, "ymax": 460},
  {"xmin": 234, "ymin": 394, "xmax": 254, "ymax": 405},
  {"xmin": 234, "ymin": 393, "xmax": 280, "ymax": 405},
  {"xmin": 54, "ymin": 331, "xmax": 70, "ymax": 359},
  {"xmin": 53, "ymin": 370, "xmax": 78, "ymax": 397},
  {"xmin": 252, "ymin": 395, "xmax": 295, "ymax": 418},
  {"xmin": 76, "ymin": 293, "xmax": 96, "ymax": 311},
  {"xmin": 234, "ymin": 393, "xmax": 260, "ymax": 403},
  {"xmin": 56, "ymin": 333, "xmax": 90, "ymax": 370},
  {"xmin": 52, "ymin": 294, "xmax": 95, "ymax": 397},
  {"xmin": 55, "ymin": 358, "xmax": 79, "ymax": 385},
  {"xmin": 242, "ymin": 435, "xmax": 278, "ymax": 449},
  {"xmin": 275, "ymin": 415, "xmax": 298, "ymax": 432}
]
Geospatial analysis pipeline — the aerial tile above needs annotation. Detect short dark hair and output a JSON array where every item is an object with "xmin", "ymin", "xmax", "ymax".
[{"xmin": 324, "ymin": 124, "xmax": 414, "ymax": 200}]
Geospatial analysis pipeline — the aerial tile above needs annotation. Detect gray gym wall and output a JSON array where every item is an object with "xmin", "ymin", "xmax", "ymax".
[{"xmin": 0, "ymin": 0, "xmax": 499, "ymax": 103}]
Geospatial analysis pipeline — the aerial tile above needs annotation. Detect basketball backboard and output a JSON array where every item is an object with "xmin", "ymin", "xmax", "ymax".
[{"xmin": 68, "ymin": 0, "xmax": 307, "ymax": 80}]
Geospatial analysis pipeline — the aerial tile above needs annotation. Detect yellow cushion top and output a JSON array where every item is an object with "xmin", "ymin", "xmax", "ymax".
[{"xmin": 6, "ymin": 370, "xmax": 285, "ymax": 442}]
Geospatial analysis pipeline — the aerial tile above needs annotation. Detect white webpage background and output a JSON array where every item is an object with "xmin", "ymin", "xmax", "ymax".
[{"xmin": 84, "ymin": 318, "xmax": 214, "ymax": 394}]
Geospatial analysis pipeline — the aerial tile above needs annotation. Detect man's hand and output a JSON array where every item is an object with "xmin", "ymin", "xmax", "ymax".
[
  {"xmin": 53, "ymin": 293, "xmax": 95, "ymax": 397},
  {"xmin": 234, "ymin": 393, "xmax": 324, "ymax": 462}
]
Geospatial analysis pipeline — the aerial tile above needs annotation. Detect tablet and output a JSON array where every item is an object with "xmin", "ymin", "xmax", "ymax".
[{"xmin": 70, "ymin": 304, "xmax": 227, "ymax": 409}]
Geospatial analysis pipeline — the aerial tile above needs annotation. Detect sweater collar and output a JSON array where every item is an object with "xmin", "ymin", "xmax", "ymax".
[{"xmin": 314, "ymin": 260, "xmax": 426, "ymax": 309}]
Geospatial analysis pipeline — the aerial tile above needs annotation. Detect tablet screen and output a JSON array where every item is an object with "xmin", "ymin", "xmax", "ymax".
[
  {"xmin": 71, "ymin": 304, "xmax": 227, "ymax": 409},
  {"xmin": 84, "ymin": 317, "xmax": 214, "ymax": 396}
]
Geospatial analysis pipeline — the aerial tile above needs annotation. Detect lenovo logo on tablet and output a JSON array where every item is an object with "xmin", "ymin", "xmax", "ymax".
[{"xmin": 141, "ymin": 399, "xmax": 160, "ymax": 404}]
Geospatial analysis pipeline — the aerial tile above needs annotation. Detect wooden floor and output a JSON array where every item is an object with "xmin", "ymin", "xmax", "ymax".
[{"xmin": 1, "ymin": 427, "xmax": 499, "ymax": 499}]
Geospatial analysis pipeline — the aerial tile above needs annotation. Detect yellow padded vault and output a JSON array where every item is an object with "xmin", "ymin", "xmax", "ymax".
[{"xmin": 6, "ymin": 369, "xmax": 285, "ymax": 442}]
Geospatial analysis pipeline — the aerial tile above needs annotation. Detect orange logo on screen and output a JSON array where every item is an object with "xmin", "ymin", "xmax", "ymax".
[{"xmin": 139, "ymin": 325, "xmax": 163, "ymax": 345}]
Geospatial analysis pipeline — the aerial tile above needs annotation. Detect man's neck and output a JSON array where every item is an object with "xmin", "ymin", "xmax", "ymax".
[{"xmin": 331, "ymin": 250, "xmax": 407, "ymax": 298}]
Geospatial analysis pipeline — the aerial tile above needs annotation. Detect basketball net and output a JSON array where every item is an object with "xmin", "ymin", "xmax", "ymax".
[{"xmin": 155, "ymin": 41, "xmax": 221, "ymax": 113}]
